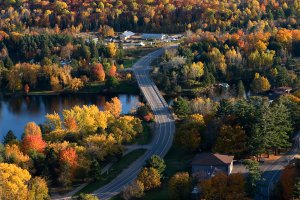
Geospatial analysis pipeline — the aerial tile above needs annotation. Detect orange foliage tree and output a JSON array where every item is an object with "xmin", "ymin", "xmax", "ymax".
[
  {"xmin": 104, "ymin": 97, "xmax": 122, "ymax": 117},
  {"xmin": 22, "ymin": 122, "xmax": 46, "ymax": 153},
  {"xmin": 22, "ymin": 134, "xmax": 47, "ymax": 153},
  {"xmin": 59, "ymin": 147, "xmax": 78, "ymax": 169},
  {"xmin": 64, "ymin": 117, "xmax": 78, "ymax": 132},
  {"xmin": 109, "ymin": 64, "xmax": 117, "ymax": 77},
  {"xmin": 92, "ymin": 63, "xmax": 105, "ymax": 81},
  {"xmin": 199, "ymin": 173, "xmax": 247, "ymax": 200}
]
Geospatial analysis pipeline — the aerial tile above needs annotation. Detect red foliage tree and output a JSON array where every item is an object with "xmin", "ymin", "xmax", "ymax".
[
  {"xmin": 22, "ymin": 134, "xmax": 47, "ymax": 153},
  {"xmin": 59, "ymin": 147, "xmax": 78, "ymax": 169}
]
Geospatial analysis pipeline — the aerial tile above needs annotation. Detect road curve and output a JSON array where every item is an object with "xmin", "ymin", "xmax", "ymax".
[
  {"xmin": 93, "ymin": 47, "xmax": 176, "ymax": 200},
  {"xmin": 257, "ymin": 132, "xmax": 300, "ymax": 200}
]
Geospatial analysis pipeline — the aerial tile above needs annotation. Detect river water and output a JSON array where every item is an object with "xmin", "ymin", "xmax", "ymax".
[{"xmin": 0, "ymin": 94, "xmax": 142, "ymax": 139}]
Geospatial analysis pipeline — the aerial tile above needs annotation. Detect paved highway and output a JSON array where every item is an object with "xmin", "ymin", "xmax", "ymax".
[{"xmin": 93, "ymin": 47, "xmax": 176, "ymax": 200}]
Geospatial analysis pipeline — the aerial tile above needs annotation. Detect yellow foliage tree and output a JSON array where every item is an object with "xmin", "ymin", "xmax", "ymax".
[
  {"xmin": 251, "ymin": 73, "xmax": 271, "ymax": 93},
  {"xmin": 104, "ymin": 97, "xmax": 122, "ymax": 117},
  {"xmin": 168, "ymin": 172, "xmax": 190, "ymax": 200},
  {"xmin": 5, "ymin": 144, "xmax": 30, "ymax": 169},
  {"xmin": 24, "ymin": 122, "xmax": 42, "ymax": 136},
  {"xmin": 107, "ymin": 43, "xmax": 117, "ymax": 58},
  {"xmin": 85, "ymin": 134, "xmax": 121, "ymax": 160},
  {"xmin": 69, "ymin": 78, "xmax": 84, "ymax": 91},
  {"xmin": 137, "ymin": 167, "xmax": 161, "ymax": 191},
  {"xmin": 0, "ymin": 163, "xmax": 31, "ymax": 200},
  {"xmin": 189, "ymin": 62, "xmax": 204, "ymax": 80},
  {"xmin": 46, "ymin": 112, "xmax": 62, "ymax": 130},
  {"xmin": 188, "ymin": 114, "xmax": 205, "ymax": 125},
  {"xmin": 27, "ymin": 177, "xmax": 49, "ymax": 200},
  {"xmin": 208, "ymin": 47, "xmax": 227, "ymax": 75}
]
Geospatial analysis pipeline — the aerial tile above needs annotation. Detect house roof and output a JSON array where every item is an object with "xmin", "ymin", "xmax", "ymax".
[
  {"xmin": 122, "ymin": 31, "xmax": 135, "ymax": 37},
  {"xmin": 273, "ymin": 86, "xmax": 292, "ymax": 94},
  {"xmin": 191, "ymin": 153, "xmax": 234, "ymax": 166},
  {"xmin": 142, "ymin": 33, "xmax": 166, "ymax": 39}
]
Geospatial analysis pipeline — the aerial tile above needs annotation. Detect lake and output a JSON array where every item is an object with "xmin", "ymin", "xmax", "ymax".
[{"xmin": 0, "ymin": 94, "xmax": 142, "ymax": 139}]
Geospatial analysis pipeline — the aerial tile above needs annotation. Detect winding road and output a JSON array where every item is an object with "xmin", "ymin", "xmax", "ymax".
[
  {"xmin": 257, "ymin": 132, "xmax": 300, "ymax": 200},
  {"xmin": 93, "ymin": 47, "xmax": 176, "ymax": 199}
]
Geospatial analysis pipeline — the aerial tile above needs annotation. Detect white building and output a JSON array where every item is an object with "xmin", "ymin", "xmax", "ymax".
[
  {"xmin": 142, "ymin": 33, "xmax": 167, "ymax": 40},
  {"xmin": 120, "ymin": 31, "xmax": 135, "ymax": 40}
]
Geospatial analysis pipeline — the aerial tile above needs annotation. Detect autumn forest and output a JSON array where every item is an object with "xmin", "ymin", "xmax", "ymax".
[{"xmin": 0, "ymin": 0, "xmax": 300, "ymax": 200}]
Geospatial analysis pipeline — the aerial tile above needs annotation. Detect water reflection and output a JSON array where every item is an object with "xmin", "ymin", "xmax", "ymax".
[{"xmin": 0, "ymin": 94, "xmax": 141, "ymax": 139}]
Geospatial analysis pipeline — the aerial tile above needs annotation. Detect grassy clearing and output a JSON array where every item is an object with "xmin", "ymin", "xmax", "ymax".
[
  {"xmin": 107, "ymin": 144, "xmax": 193, "ymax": 200},
  {"xmin": 76, "ymin": 149, "xmax": 147, "ymax": 195},
  {"xmin": 141, "ymin": 145, "xmax": 194, "ymax": 200},
  {"xmin": 108, "ymin": 144, "xmax": 194, "ymax": 200},
  {"xmin": 80, "ymin": 80, "xmax": 139, "ymax": 94},
  {"xmin": 123, "ymin": 58, "xmax": 139, "ymax": 68},
  {"xmin": 122, "ymin": 47, "xmax": 160, "ymax": 69},
  {"xmin": 2, "ymin": 80, "xmax": 139, "ymax": 96},
  {"xmin": 133, "ymin": 122, "xmax": 152, "ymax": 145}
]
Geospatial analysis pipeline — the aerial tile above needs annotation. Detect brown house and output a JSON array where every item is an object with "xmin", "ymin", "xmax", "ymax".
[{"xmin": 191, "ymin": 153, "xmax": 234, "ymax": 179}]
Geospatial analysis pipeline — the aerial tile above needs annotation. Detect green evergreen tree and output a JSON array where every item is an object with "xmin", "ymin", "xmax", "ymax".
[
  {"xmin": 244, "ymin": 160, "xmax": 263, "ymax": 197},
  {"xmin": 237, "ymin": 80, "xmax": 246, "ymax": 98},
  {"xmin": 89, "ymin": 159, "xmax": 101, "ymax": 181},
  {"xmin": 147, "ymin": 155, "xmax": 166, "ymax": 175},
  {"xmin": 269, "ymin": 102, "xmax": 293, "ymax": 153},
  {"xmin": 173, "ymin": 97, "xmax": 190, "ymax": 118},
  {"xmin": 4, "ymin": 57, "xmax": 13, "ymax": 69},
  {"xmin": 3, "ymin": 130, "xmax": 17, "ymax": 144}
]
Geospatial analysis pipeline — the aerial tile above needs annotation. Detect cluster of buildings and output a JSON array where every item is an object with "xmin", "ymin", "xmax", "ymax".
[{"xmin": 117, "ymin": 30, "xmax": 182, "ymax": 48}]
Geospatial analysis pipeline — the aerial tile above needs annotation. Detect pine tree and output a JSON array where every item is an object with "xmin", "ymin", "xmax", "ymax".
[
  {"xmin": 237, "ymin": 80, "xmax": 246, "ymax": 98},
  {"xmin": 244, "ymin": 160, "xmax": 263, "ymax": 197},
  {"xmin": 90, "ymin": 159, "xmax": 101, "ymax": 181},
  {"xmin": 270, "ymin": 102, "xmax": 293, "ymax": 153},
  {"xmin": 173, "ymin": 97, "xmax": 190, "ymax": 118},
  {"xmin": 3, "ymin": 130, "xmax": 17, "ymax": 144}
]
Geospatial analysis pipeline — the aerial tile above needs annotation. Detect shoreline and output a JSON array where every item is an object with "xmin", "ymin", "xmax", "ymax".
[{"xmin": 0, "ymin": 81, "xmax": 140, "ymax": 97}]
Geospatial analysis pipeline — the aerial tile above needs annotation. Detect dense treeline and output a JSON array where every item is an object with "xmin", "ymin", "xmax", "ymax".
[
  {"xmin": 0, "ymin": 33, "xmax": 130, "ymax": 92},
  {"xmin": 174, "ymin": 92, "xmax": 300, "ymax": 159},
  {"xmin": 0, "ymin": 0, "xmax": 299, "ymax": 33},
  {"xmin": 154, "ymin": 29, "xmax": 300, "ymax": 95}
]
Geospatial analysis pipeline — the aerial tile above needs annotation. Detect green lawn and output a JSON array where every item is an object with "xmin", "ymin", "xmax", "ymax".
[
  {"xmin": 76, "ymin": 149, "xmax": 147, "ymax": 195},
  {"xmin": 133, "ymin": 122, "xmax": 152, "ymax": 145},
  {"xmin": 122, "ymin": 47, "xmax": 160, "ymax": 69},
  {"xmin": 123, "ymin": 58, "xmax": 139, "ymax": 68},
  {"xmin": 140, "ymin": 145, "xmax": 194, "ymax": 200},
  {"xmin": 80, "ymin": 80, "xmax": 139, "ymax": 94},
  {"xmin": 108, "ymin": 144, "xmax": 194, "ymax": 200}
]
